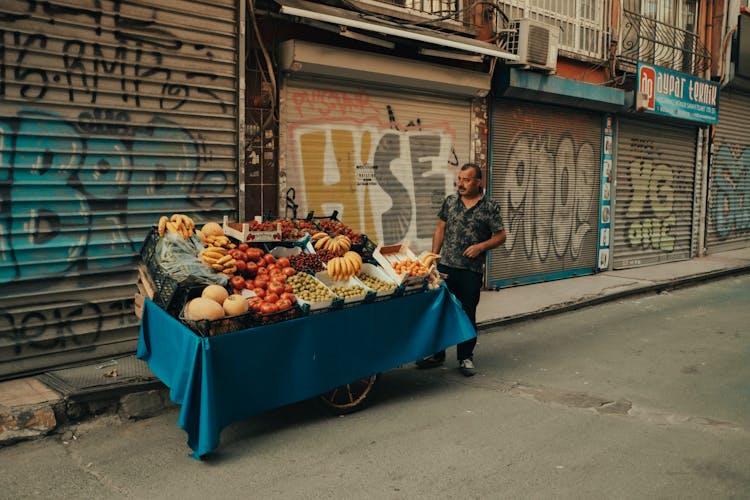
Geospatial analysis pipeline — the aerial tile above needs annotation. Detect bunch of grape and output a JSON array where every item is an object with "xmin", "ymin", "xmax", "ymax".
[{"xmin": 289, "ymin": 252, "xmax": 324, "ymax": 272}]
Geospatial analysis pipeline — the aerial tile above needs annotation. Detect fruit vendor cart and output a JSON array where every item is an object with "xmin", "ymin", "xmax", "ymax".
[{"xmin": 136, "ymin": 284, "xmax": 475, "ymax": 459}]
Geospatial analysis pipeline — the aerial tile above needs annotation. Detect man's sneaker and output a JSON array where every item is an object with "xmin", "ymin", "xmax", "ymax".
[
  {"xmin": 458, "ymin": 358, "xmax": 476, "ymax": 377},
  {"xmin": 415, "ymin": 353, "xmax": 445, "ymax": 369}
]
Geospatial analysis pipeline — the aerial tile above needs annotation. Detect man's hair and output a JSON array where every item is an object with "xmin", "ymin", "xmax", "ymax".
[{"xmin": 461, "ymin": 163, "xmax": 482, "ymax": 180}]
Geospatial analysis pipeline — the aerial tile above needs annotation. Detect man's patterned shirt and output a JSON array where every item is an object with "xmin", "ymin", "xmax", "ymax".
[{"xmin": 438, "ymin": 193, "xmax": 504, "ymax": 274}]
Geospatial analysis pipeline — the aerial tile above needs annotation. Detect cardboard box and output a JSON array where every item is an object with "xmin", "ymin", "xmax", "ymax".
[
  {"xmin": 315, "ymin": 271, "xmax": 372, "ymax": 304},
  {"xmin": 292, "ymin": 273, "xmax": 335, "ymax": 311},
  {"xmin": 358, "ymin": 263, "xmax": 398, "ymax": 298},
  {"xmin": 222, "ymin": 215, "xmax": 282, "ymax": 243},
  {"xmin": 372, "ymin": 241, "xmax": 429, "ymax": 287}
]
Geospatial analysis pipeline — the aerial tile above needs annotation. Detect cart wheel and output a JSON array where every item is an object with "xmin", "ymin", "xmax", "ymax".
[{"xmin": 317, "ymin": 374, "xmax": 379, "ymax": 415}]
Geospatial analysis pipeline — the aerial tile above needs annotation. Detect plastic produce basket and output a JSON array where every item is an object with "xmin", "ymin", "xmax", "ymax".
[{"xmin": 139, "ymin": 227, "xmax": 196, "ymax": 317}]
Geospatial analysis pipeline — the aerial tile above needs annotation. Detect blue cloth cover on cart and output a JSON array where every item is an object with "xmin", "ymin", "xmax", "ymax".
[{"xmin": 137, "ymin": 284, "xmax": 475, "ymax": 459}]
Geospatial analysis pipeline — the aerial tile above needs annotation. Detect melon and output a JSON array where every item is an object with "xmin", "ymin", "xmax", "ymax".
[
  {"xmin": 223, "ymin": 294, "xmax": 249, "ymax": 316},
  {"xmin": 201, "ymin": 222, "xmax": 224, "ymax": 237},
  {"xmin": 186, "ymin": 297, "xmax": 224, "ymax": 321},
  {"xmin": 202, "ymin": 284, "xmax": 229, "ymax": 304}
]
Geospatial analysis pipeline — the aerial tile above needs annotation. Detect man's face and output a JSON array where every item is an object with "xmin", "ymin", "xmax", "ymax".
[{"xmin": 457, "ymin": 169, "xmax": 481, "ymax": 197}]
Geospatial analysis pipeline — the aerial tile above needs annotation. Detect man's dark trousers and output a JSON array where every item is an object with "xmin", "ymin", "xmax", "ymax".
[{"xmin": 438, "ymin": 264, "xmax": 482, "ymax": 361}]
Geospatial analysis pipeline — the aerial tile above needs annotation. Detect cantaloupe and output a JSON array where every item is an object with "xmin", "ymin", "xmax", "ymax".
[
  {"xmin": 201, "ymin": 222, "xmax": 224, "ymax": 237},
  {"xmin": 202, "ymin": 284, "xmax": 229, "ymax": 304},
  {"xmin": 186, "ymin": 297, "xmax": 224, "ymax": 321},
  {"xmin": 223, "ymin": 295, "xmax": 249, "ymax": 316}
]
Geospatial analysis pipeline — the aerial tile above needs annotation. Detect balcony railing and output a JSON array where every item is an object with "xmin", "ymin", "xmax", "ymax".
[
  {"xmin": 617, "ymin": 8, "xmax": 710, "ymax": 76},
  {"xmin": 351, "ymin": 0, "xmax": 489, "ymax": 35}
]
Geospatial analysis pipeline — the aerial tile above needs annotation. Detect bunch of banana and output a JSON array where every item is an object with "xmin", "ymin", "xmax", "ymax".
[
  {"xmin": 311, "ymin": 232, "xmax": 352, "ymax": 256},
  {"xmin": 420, "ymin": 252, "xmax": 441, "ymax": 268},
  {"xmin": 158, "ymin": 214, "xmax": 195, "ymax": 239},
  {"xmin": 198, "ymin": 246, "xmax": 237, "ymax": 275},
  {"xmin": 200, "ymin": 233, "xmax": 236, "ymax": 250},
  {"xmin": 326, "ymin": 251, "xmax": 363, "ymax": 281}
]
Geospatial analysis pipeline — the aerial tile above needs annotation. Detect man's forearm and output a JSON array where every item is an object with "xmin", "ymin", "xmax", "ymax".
[
  {"xmin": 480, "ymin": 230, "xmax": 506, "ymax": 253},
  {"xmin": 432, "ymin": 224, "xmax": 445, "ymax": 254}
]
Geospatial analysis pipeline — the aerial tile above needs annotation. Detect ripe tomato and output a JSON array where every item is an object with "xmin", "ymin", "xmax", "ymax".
[
  {"xmin": 230, "ymin": 249, "xmax": 247, "ymax": 262},
  {"xmin": 238, "ymin": 243, "xmax": 249, "ymax": 252},
  {"xmin": 230, "ymin": 275, "xmax": 246, "ymax": 290},
  {"xmin": 252, "ymin": 287, "xmax": 266, "ymax": 298},
  {"xmin": 264, "ymin": 292, "xmax": 280, "ymax": 303},
  {"xmin": 246, "ymin": 247, "xmax": 264, "ymax": 262},
  {"xmin": 284, "ymin": 284, "xmax": 293, "ymax": 293},
  {"xmin": 248, "ymin": 298, "xmax": 263, "ymax": 312},
  {"xmin": 281, "ymin": 266, "xmax": 296, "ymax": 277},
  {"xmin": 267, "ymin": 263, "xmax": 278, "ymax": 272},
  {"xmin": 259, "ymin": 302, "xmax": 278, "ymax": 314},
  {"xmin": 245, "ymin": 261, "xmax": 258, "ymax": 278},
  {"xmin": 267, "ymin": 281, "xmax": 285, "ymax": 295},
  {"xmin": 276, "ymin": 298, "xmax": 292, "ymax": 311},
  {"xmin": 269, "ymin": 273, "xmax": 286, "ymax": 283},
  {"xmin": 280, "ymin": 292, "xmax": 296, "ymax": 303},
  {"xmin": 276, "ymin": 257, "xmax": 290, "ymax": 268},
  {"xmin": 253, "ymin": 276, "xmax": 268, "ymax": 289},
  {"xmin": 235, "ymin": 260, "xmax": 247, "ymax": 274},
  {"xmin": 256, "ymin": 266, "xmax": 268, "ymax": 275},
  {"xmin": 263, "ymin": 253, "xmax": 276, "ymax": 264}
]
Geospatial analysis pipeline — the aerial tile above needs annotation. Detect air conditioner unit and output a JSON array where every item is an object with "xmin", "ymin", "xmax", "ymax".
[{"xmin": 508, "ymin": 18, "xmax": 560, "ymax": 72}]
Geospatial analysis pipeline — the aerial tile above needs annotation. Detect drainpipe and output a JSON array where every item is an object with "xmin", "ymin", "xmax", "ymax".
[
  {"xmin": 705, "ymin": 0, "xmax": 714, "ymax": 79},
  {"xmin": 697, "ymin": 127, "xmax": 710, "ymax": 257},
  {"xmin": 238, "ymin": 0, "xmax": 247, "ymax": 220},
  {"xmin": 719, "ymin": 0, "xmax": 734, "ymax": 82}
]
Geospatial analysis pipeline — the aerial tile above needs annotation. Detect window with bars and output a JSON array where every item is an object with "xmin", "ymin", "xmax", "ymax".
[{"xmin": 494, "ymin": 0, "xmax": 609, "ymax": 59}]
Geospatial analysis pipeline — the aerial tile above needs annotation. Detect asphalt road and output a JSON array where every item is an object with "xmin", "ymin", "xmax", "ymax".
[{"xmin": 2, "ymin": 275, "xmax": 749, "ymax": 499}]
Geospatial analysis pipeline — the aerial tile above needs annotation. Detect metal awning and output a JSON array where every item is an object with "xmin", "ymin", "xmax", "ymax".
[
  {"xmin": 280, "ymin": 39, "xmax": 492, "ymax": 97},
  {"xmin": 275, "ymin": 0, "xmax": 518, "ymax": 61}
]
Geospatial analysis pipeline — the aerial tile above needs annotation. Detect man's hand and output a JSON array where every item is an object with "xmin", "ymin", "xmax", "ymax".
[
  {"xmin": 463, "ymin": 244, "xmax": 484, "ymax": 259},
  {"xmin": 463, "ymin": 230, "xmax": 506, "ymax": 259}
]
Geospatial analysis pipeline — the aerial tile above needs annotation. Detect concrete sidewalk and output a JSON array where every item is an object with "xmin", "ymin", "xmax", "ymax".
[
  {"xmin": 477, "ymin": 247, "xmax": 750, "ymax": 328},
  {"xmin": 3, "ymin": 247, "xmax": 750, "ymax": 447}
]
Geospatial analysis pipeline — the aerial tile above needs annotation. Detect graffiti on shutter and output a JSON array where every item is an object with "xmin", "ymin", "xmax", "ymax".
[
  {"xmin": 282, "ymin": 82, "xmax": 471, "ymax": 251},
  {"xmin": 0, "ymin": 0, "xmax": 237, "ymax": 375}
]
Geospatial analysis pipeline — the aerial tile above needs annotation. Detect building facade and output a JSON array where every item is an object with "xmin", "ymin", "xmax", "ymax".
[
  {"xmin": 1, "ymin": 0, "xmax": 746, "ymax": 378},
  {"xmin": 0, "ymin": 0, "xmax": 240, "ymax": 377}
]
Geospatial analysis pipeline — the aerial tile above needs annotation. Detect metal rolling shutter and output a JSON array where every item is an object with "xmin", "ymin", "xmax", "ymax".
[
  {"xmin": 488, "ymin": 100, "xmax": 602, "ymax": 287},
  {"xmin": 280, "ymin": 77, "xmax": 472, "ymax": 252},
  {"xmin": 0, "ymin": 0, "xmax": 239, "ymax": 378},
  {"xmin": 706, "ymin": 91, "xmax": 750, "ymax": 252},
  {"xmin": 613, "ymin": 119, "xmax": 696, "ymax": 268}
]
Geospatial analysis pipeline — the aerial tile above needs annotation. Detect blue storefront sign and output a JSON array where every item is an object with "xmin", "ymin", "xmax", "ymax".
[{"xmin": 636, "ymin": 63, "xmax": 719, "ymax": 124}]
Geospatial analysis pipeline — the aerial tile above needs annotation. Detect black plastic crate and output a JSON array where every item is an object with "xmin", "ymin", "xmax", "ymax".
[
  {"xmin": 138, "ymin": 226, "xmax": 210, "ymax": 317},
  {"xmin": 182, "ymin": 302, "xmax": 302, "ymax": 337},
  {"xmin": 252, "ymin": 304, "xmax": 302, "ymax": 327},
  {"xmin": 180, "ymin": 309, "xmax": 256, "ymax": 337}
]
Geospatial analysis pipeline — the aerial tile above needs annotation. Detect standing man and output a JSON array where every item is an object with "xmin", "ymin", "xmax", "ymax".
[{"xmin": 417, "ymin": 163, "xmax": 506, "ymax": 376}]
